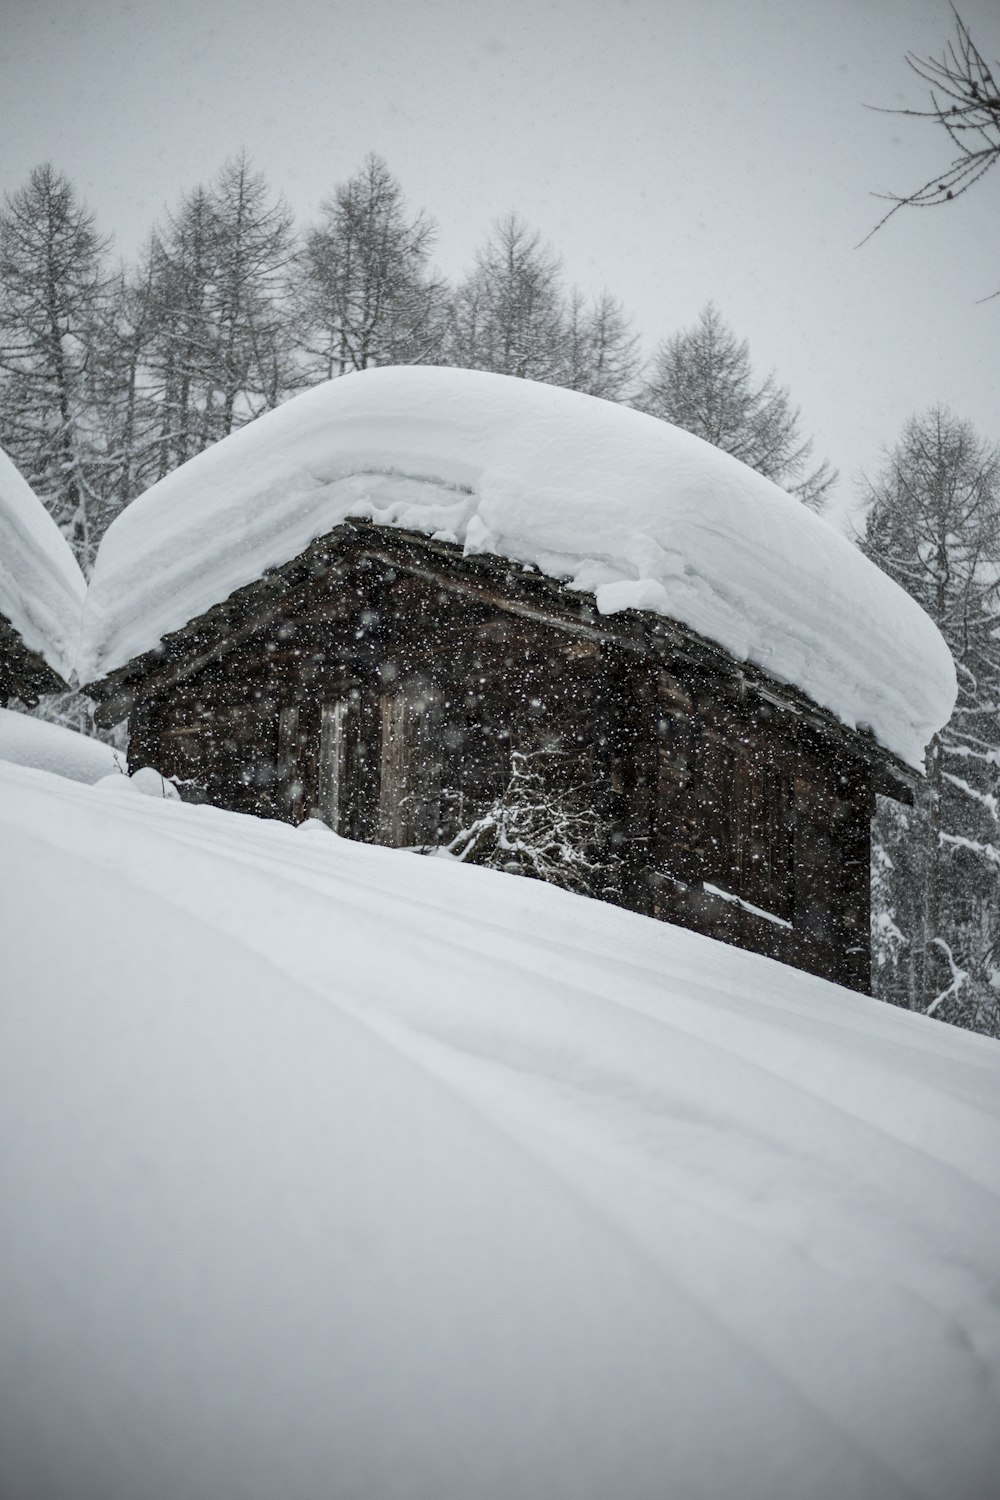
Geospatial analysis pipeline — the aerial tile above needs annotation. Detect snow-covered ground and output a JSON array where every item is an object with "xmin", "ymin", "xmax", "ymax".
[
  {"xmin": 2, "ymin": 759, "xmax": 999, "ymax": 1500},
  {"xmin": 0, "ymin": 446, "xmax": 85, "ymax": 685},
  {"xmin": 79, "ymin": 366, "xmax": 954, "ymax": 768},
  {"xmin": 0, "ymin": 706, "xmax": 123, "ymax": 784}
]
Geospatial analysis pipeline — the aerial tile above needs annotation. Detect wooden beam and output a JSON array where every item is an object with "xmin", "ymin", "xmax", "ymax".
[{"xmin": 361, "ymin": 546, "xmax": 625, "ymax": 649}]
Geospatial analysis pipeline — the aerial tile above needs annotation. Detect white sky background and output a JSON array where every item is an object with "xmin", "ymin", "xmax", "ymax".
[{"xmin": 2, "ymin": 0, "xmax": 997, "ymax": 528}]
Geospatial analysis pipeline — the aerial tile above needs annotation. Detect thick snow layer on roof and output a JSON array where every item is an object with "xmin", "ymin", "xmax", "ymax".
[
  {"xmin": 0, "ymin": 707, "xmax": 123, "ymax": 784},
  {"xmin": 80, "ymin": 366, "xmax": 955, "ymax": 767},
  {"xmin": 2, "ymin": 762, "xmax": 999, "ymax": 1500},
  {"xmin": 0, "ymin": 446, "xmax": 85, "ymax": 683}
]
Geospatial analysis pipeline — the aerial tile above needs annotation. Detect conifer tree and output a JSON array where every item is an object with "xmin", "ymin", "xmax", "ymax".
[
  {"xmin": 637, "ymin": 303, "xmax": 835, "ymax": 508},
  {"xmin": 143, "ymin": 185, "xmax": 218, "ymax": 475},
  {"xmin": 91, "ymin": 260, "xmax": 160, "ymax": 513},
  {"xmin": 448, "ymin": 214, "xmax": 567, "ymax": 383},
  {"xmin": 133, "ymin": 157, "xmax": 297, "ymax": 481},
  {"xmin": 293, "ymin": 154, "xmax": 447, "ymax": 378},
  {"xmin": 863, "ymin": 407, "xmax": 1000, "ymax": 1036},
  {"xmin": 0, "ymin": 164, "xmax": 113, "ymax": 564},
  {"xmin": 562, "ymin": 290, "xmax": 640, "ymax": 401}
]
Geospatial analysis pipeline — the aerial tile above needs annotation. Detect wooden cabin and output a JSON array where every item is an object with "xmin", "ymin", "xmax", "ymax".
[
  {"xmin": 79, "ymin": 367, "xmax": 952, "ymax": 996},
  {"xmin": 86, "ymin": 516, "xmax": 919, "ymax": 993}
]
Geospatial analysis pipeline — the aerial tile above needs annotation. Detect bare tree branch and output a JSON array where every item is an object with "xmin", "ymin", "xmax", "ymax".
[{"xmin": 861, "ymin": 7, "xmax": 1000, "ymax": 247}]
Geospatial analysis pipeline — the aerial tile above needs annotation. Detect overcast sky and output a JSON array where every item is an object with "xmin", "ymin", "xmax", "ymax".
[{"xmin": 2, "ymin": 0, "xmax": 997, "ymax": 527}]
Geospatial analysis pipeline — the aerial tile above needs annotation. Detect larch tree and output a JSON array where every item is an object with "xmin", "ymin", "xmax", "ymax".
[
  {"xmin": 562, "ymin": 290, "xmax": 640, "ymax": 401},
  {"xmin": 447, "ymin": 214, "xmax": 568, "ymax": 383},
  {"xmin": 293, "ymin": 154, "xmax": 448, "ymax": 379},
  {"xmin": 91, "ymin": 258, "xmax": 162, "ymax": 516},
  {"xmin": 141, "ymin": 185, "xmax": 218, "ymax": 476},
  {"xmin": 863, "ymin": 407, "xmax": 1000, "ymax": 1037},
  {"xmin": 133, "ymin": 157, "xmax": 297, "ymax": 482},
  {"xmin": 206, "ymin": 155, "xmax": 298, "ymax": 435},
  {"xmin": 636, "ymin": 303, "xmax": 836, "ymax": 508},
  {"xmin": 0, "ymin": 164, "xmax": 114, "ymax": 565}
]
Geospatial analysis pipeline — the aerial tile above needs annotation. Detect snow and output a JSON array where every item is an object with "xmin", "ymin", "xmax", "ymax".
[
  {"xmin": 0, "ymin": 445, "xmax": 85, "ymax": 684},
  {"xmin": 78, "ymin": 366, "xmax": 955, "ymax": 769},
  {"xmin": 94, "ymin": 763, "xmax": 180, "ymax": 798},
  {"xmin": 702, "ymin": 879, "xmax": 793, "ymax": 928},
  {"xmin": 0, "ymin": 706, "xmax": 122, "ymax": 784},
  {"xmin": 2, "ymin": 759, "xmax": 999, "ymax": 1500}
]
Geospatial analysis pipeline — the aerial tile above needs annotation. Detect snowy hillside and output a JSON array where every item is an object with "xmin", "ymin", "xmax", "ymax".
[
  {"xmin": 79, "ymin": 366, "xmax": 954, "ymax": 768},
  {"xmin": 2, "ymin": 760, "xmax": 998, "ymax": 1499}
]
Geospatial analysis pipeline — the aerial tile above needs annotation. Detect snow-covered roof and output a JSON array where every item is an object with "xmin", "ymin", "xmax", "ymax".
[
  {"xmin": 80, "ymin": 366, "xmax": 955, "ymax": 768},
  {"xmin": 0, "ymin": 445, "xmax": 85, "ymax": 686},
  {"xmin": 3, "ymin": 760, "xmax": 1000, "ymax": 1498}
]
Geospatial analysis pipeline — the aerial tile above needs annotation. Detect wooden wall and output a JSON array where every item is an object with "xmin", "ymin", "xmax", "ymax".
[
  {"xmin": 0, "ymin": 615, "xmax": 66, "ymax": 707},
  {"xmin": 124, "ymin": 527, "xmax": 876, "ymax": 992}
]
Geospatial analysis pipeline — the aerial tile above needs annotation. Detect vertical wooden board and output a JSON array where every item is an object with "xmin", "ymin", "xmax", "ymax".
[
  {"xmin": 339, "ymin": 688, "xmax": 380, "ymax": 843},
  {"xmin": 793, "ymin": 820, "xmax": 838, "ymax": 942},
  {"xmin": 695, "ymin": 726, "xmax": 733, "ymax": 888},
  {"xmin": 277, "ymin": 703, "xmax": 316, "ymax": 824},
  {"xmin": 651, "ymin": 693, "xmax": 802, "ymax": 943},
  {"xmin": 377, "ymin": 693, "xmax": 404, "ymax": 844},
  {"xmin": 316, "ymin": 700, "xmax": 350, "ymax": 832},
  {"xmin": 788, "ymin": 746, "xmax": 875, "ymax": 986},
  {"xmin": 732, "ymin": 732, "xmax": 794, "ymax": 921},
  {"xmin": 830, "ymin": 770, "xmax": 874, "ymax": 991},
  {"xmin": 608, "ymin": 661, "xmax": 657, "ymax": 914},
  {"xmin": 375, "ymin": 680, "xmax": 444, "ymax": 847},
  {"xmin": 653, "ymin": 705, "xmax": 700, "ymax": 882}
]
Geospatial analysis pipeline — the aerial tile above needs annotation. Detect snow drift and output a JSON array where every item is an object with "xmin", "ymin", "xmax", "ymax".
[
  {"xmin": 78, "ymin": 366, "xmax": 955, "ymax": 768},
  {"xmin": 2, "ymin": 759, "xmax": 999, "ymax": 1500},
  {"xmin": 0, "ymin": 706, "xmax": 122, "ymax": 784},
  {"xmin": 0, "ymin": 445, "xmax": 85, "ymax": 685}
]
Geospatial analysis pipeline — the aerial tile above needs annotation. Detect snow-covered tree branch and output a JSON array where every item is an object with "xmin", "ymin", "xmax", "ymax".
[{"xmin": 447, "ymin": 749, "xmax": 618, "ymax": 898}]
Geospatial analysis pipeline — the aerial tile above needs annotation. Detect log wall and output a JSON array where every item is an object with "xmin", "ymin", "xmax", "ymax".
[{"xmin": 122, "ymin": 524, "xmax": 879, "ymax": 992}]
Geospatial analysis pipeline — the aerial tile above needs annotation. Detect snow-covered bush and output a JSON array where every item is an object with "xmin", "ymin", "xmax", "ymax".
[{"xmin": 446, "ymin": 749, "xmax": 616, "ymax": 898}]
